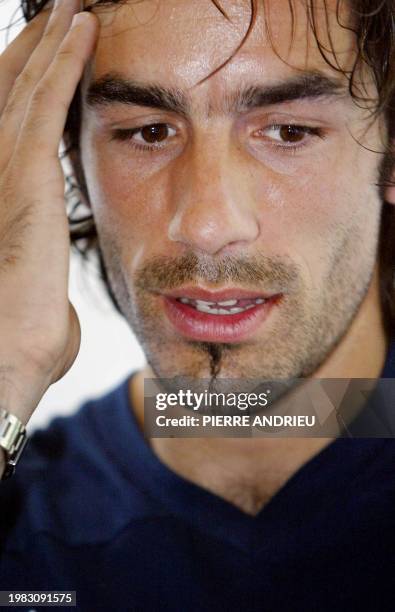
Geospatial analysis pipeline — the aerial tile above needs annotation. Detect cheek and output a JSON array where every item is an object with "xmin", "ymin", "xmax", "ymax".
[
  {"xmin": 81, "ymin": 140, "xmax": 171, "ymax": 250},
  {"xmin": 251, "ymin": 148, "xmax": 381, "ymax": 275}
]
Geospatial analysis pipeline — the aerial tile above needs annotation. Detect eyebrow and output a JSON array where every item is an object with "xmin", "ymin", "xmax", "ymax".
[
  {"xmin": 85, "ymin": 71, "xmax": 348, "ymax": 116},
  {"xmin": 86, "ymin": 73, "xmax": 188, "ymax": 115}
]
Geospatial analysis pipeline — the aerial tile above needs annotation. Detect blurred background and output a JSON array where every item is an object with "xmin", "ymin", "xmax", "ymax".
[{"xmin": 0, "ymin": 0, "xmax": 146, "ymax": 430}]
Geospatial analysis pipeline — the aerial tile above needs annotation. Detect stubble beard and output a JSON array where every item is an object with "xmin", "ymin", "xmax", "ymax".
[{"xmin": 97, "ymin": 222, "xmax": 377, "ymax": 396}]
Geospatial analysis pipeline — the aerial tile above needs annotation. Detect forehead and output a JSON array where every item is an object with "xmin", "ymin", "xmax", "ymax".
[{"xmin": 87, "ymin": 0, "xmax": 355, "ymax": 92}]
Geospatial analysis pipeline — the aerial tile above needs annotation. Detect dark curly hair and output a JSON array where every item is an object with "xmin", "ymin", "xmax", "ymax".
[{"xmin": 17, "ymin": 0, "xmax": 395, "ymax": 335}]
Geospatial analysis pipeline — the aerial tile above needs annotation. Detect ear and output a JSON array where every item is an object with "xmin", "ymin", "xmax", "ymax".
[
  {"xmin": 384, "ymin": 182, "xmax": 395, "ymax": 205},
  {"xmin": 378, "ymin": 117, "xmax": 395, "ymax": 205},
  {"xmin": 380, "ymin": 142, "xmax": 395, "ymax": 205}
]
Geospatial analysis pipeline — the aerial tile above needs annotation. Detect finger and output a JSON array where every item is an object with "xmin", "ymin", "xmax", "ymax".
[
  {"xmin": 0, "ymin": 5, "xmax": 52, "ymax": 112},
  {"xmin": 0, "ymin": 0, "xmax": 81, "ymax": 147},
  {"xmin": 14, "ymin": 12, "xmax": 98, "ymax": 171}
]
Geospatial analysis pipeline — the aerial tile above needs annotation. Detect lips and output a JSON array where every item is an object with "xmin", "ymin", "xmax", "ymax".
[{"xmin": 161, "ymin": 287, "xmax": 281, "ymax": 343}]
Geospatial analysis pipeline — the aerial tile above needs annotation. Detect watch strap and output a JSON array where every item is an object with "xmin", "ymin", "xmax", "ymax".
[{"xmin": 0, "ymin": 409, "xmax": 28, "ymax": 480}]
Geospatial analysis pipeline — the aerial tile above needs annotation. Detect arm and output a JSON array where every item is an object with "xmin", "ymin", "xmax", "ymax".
[{"xmin": 0, "ymin": 0, "xmax": 98, "ymax": 478}]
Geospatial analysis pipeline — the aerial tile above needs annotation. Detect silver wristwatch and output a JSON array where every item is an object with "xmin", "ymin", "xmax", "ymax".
[{"xmin": 0, "ymin": 409, "xmax": 28, "ymax": 480}]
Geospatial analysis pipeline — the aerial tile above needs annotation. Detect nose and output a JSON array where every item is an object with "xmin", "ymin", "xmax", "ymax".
[{"xmin": 167, "ymin": 140, "xmax": 260, "ymax": 256}]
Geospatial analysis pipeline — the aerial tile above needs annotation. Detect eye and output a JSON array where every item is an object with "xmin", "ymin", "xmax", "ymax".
[
  {"xmin": 112, "ymin": 123, "xmax": 177, "ymax": 149},
  {"xmin": 255, "ymin": 124, "xmax": 323, "ymax": 147},
  {"xmin": 135, "ymin": 123, "xmax": 175, "ymax": 144}
]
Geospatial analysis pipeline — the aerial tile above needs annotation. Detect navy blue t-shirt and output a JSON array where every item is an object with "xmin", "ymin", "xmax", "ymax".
[{"xmin": 1, "ymin": 351, "xmax": 395, "ymax": 611}]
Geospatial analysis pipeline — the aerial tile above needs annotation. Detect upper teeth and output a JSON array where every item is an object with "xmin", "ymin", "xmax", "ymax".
[
  {"xmin": 178, "ymin": 296, "xmax": 266, "ymax": 315},
  {"xmin": 196, "ymin": 299, "xmax": 237, "ymax": 307}
]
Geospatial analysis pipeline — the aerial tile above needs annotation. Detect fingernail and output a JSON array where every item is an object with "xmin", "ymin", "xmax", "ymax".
[{"xmin": 71, "ymin": 12, "xmax": 88, "ymax": 27}]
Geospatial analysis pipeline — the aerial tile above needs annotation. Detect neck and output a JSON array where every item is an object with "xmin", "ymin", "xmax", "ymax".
[{"xmin": 129, "ymin": 266, "xmax": 387, "ymax": 515}]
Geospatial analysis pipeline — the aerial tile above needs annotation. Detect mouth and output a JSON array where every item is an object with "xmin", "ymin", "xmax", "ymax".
[{"xmin": 161, "ymin": 287, "xmax": 282, "ymax": 343}]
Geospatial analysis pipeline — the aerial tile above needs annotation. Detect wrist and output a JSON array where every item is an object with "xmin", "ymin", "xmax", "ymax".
[{"xmin": 0, "ymin": 365, "xmax": 51, "ymax": 424}]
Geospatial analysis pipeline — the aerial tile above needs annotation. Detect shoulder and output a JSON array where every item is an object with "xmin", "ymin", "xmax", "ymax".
[
  {"xmin": 0, "ymin": 376, "xmax": 159, "ymax": 550},
  {"xmin": 347, "ymin": 438, "xmax": 395, "ymax": 515}
]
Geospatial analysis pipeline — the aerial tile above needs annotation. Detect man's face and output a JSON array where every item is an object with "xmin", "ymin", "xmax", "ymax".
[{"xmin": 80, "ymin": 0, "xmax": 384, "ymax": 381}]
